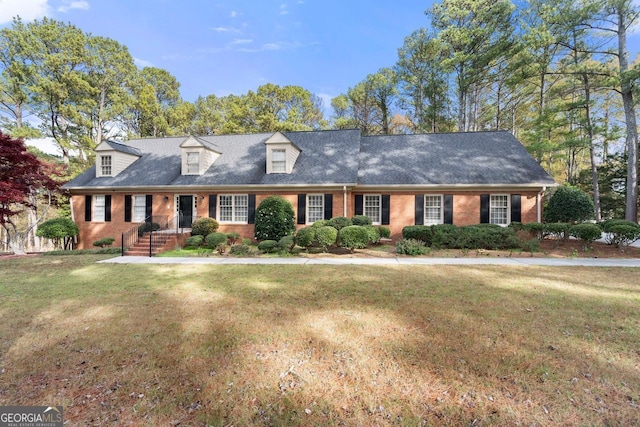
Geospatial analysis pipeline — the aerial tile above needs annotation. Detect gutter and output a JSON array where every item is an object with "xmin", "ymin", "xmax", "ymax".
[
  {"xmin": 343, "ymin": 185, "xmax": 347, "ymax": 217},
  {"xmin": 537, "ymin": 186, "xmax": 547, "ymax": 223}
]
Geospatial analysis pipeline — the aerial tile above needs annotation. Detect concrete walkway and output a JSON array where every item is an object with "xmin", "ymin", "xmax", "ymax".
[{"xmin": 100, "ymin": 256, "xmax": 640, "ymax": 267}]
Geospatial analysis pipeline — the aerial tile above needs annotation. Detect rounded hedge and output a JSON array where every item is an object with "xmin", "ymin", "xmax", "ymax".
[
  {"xmin": 339, "ymin": 225, "xmax": 370, "ymax": 250},
  {"xmin": 545, "ymin": 185, "xmax": 594, "ymax": 223},
  {"xmin": 328, "ymin": 216, "xmax": 352, "ymax": 230},
  {"xmin": 205, "ymin": 232, "xmax": 227, "ymax": 249},
  {"xmin": 191, "ymin": 217, "xmax": 219, "ymax": 236},
  {"xmin": 315, "ymin": 226, "xmax": 338, "ymax": 250},
  {"xmin": 257, "ymin": 240, "xmax": 279, "ymax": 253},
  {"xmin": 184, "ymin": 235, "xmax": 204, "ymax": 248},
  {"xmin": 295, "ymin": 227, "xmax": 315, "ymax": 248},
  {"xmin": 351, "ymin": 215, "xmax": 372, "ymax": 226},
  {"xmin": 364, "ymin": 225, "xmax": 380, "ymax": 244},
  {"xmin": 570, "ymin": 223, "xmax": 602, "ymax": 244},
  {"xmin": 254, "ymin": 195, "xmax": 295, "ymax": 241}
]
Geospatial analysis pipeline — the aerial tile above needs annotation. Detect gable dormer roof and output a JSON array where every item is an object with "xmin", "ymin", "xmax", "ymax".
[
  {"xmin": 265, "ymin": 132, "xmax": 301, "ymax": 174},
  {"xmin": 94, "ymin": 140, "xmax": 142, "ymax": 178},
  {"xmin": 180, "ymin": 135, "xmax": 222, "ymax": 175}
]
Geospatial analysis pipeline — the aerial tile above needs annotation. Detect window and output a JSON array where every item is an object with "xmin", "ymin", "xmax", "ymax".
[
  {"xmin": 133, "ymin": 195, "xmax": 146, "ymax": 222},
  {"xmin": 307, "ymin": 194, "xmax": 324, "ymax": 223},
  {"xmin": 490, "ymin": 194, "xmax": 509, "ymax": 225},
  {"xmin": 186, "ymin": 152, "xmax": 199, "ymax": 174},
  {"xmin": 364, "ymin": 195, "xmax": 381, "ymax": 224},
  {"xmin": 219, "ymin": 195, "xmax": 248, "ymax": 223},
  {"xmin": 100, "ymin": 155, "xmax": 112, "ymax": 176},
  {"xmin": 94, "ymin": 195, "xmax": 106, "ymax": 222},
  {"xmin": 424, "ymin": 195, "xmax": 443, "ymax": 225},
  {"xmin": 271, "ymin": 149, "xmax": 286, "ymax": 173}
]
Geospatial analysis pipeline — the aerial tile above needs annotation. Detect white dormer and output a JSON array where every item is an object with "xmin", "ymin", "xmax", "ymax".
[
  {"xmin": 265, "ymin": 132, "xmax": 301, "ymax": 174},
  {"xmin": 95, "ymin": 141, "xmax": 141, "ymax": 178},
  {"xmin": 180, "ymin": 136, "xmax": 221, "ymax": 175}
]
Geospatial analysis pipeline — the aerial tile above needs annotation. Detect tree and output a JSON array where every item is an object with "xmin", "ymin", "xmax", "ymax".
[
  {"xmin": 36, "ymin": 217, "xmax": 78, "ymax": 250},
  {"xmin": 545, "ymin": 185, "xmax": 595, "ymax": 223},
  {"xmin": 0, "ymin": 132, "xmax": 62, "ymax": 254},
  {"xmin": 254, "ymin": 195, "xmax": 295, "ymax": 241}
]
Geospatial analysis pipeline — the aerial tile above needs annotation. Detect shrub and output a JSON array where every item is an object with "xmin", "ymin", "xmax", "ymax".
[
  {"xmin": 311, "ymin": 220, "xmax": 329, "ymax": 228},
  {"xmin": 364, "ymin": 225, "xmax": 381, "ymax": 244},
  {"xmin": 36, "ymin": 217, "xmax": 79, "ymax": 250},
  {"xmin": 339, "ymin": 225, "xmax": 370, "ymax": 251},
  {"xmin": 351, "ymin": 215, "xmax": 372, "ymax": 226},
  {"xmin": 257, "ymin": 240, "xmax": 279, "ymax": 253},
  {"xmin": 570, "ymin": 223, "xmax": 602, "ymax": 246},
  {"xmin": 138, "ymin": 222, "xmax": 161, "ymax": 236},
  {"xmin": 396, "ymin": 238, "xmax": 430, "ymax": 256},
  {"xmin": 226, "ymin": 232, "xmax": 241, "ymax": 244},
  {"xmin": 601, "ymin": 220, "xmax": 640, "ymax": 247},
  {"xmin": 93, "ymin": 237, "xmax": 115, "ymax": 248},
  {"xmin": 184, "ymin": 235, "xmax": 204, "ymax": 248},
  {"xmin": 328, "ymin": 216, "xmax": 352, "ymax": 230},
  {"xmin": 229, "ymin": 244, "xmax": 252, "ymax": 256},
  {"xmin": 402, "ymin": 225, "xmax": 433, "ymax": 245},
  {"xmin": 315, "ymin": 226, "xmax": 338, "ymax": 251},
  {"xmin": 377, "ymin": 226, "xmax": 391, "ymax": 239},
  {"xmin": 278, "ymin": 235, "xmax": 295, "ymax": 252},
  {"xmin": 205, "ymin": 232, "xmax": 227, "ymax": 249},
  {"xmin": 521, "ymin": 238, "xmax": 541, "ymax": 253},
  {"xmin": 522, "ymin": 222, "xmax": 545, "ymax": 239},
  {"xmin": 544, "ymin": 223, "xmax": 570, "ymax": 241},
  {"xmin": 431, "ymin": 224, "xmax": 458, "ymax": 249},
  {"xmin": 241, "ymin": 238, "xmax": 253, "ymax": 245},
  {"xmin": 191, "ymin": 217, "xmax": 219, "ymax": 236},
  {"xmin": 295, "ymin": 227, "xmax": 315, "ymax": 248},
  {"xmin": 254, "ymin": 196, "xmax": 295, "ymax": 241},
  {"xmin": 545, "ymin": 185, "xmax": 594, "ymax": 223}
]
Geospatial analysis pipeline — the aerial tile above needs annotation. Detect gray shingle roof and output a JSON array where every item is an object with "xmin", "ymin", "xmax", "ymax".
[{"xmin": 63, "ymin": 130, "xmax": 555, "ymax": 190}]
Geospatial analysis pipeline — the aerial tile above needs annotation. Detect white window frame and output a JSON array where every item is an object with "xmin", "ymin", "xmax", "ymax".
[
  {"xmin": 100, "ymin": 155, "xmax": 112, "ymax": 176},
  {"xmin": 218, "ymin": 194, "xmax": 249, "ymax": 224},
  {"xmin": 307, "ymin": 194, "xmax": 324, "ymax": 224},
  {"xmin": 186, "ymin": 152, "xmax": 200, "ymax": 174},
  {"xmin": 271, "ymin": 149, "xmax": 286, "ymax": 173},
  {"xmin": 93, "ymin": 195, "xmax": 106, "ymax": 222},
  {"xmin": 133, "ymin": 195, "xmax": 147, "ymax": 223},
  {"xmin": 490, "ymin": 194, "xmax": 510, "ymax": 226},
  {"xmin": 364, "ymin": 194, "xmax": 381, "ymax": 225},
  {"xmin": 424, "ymin": 194, "xmax": 443, "ymax": 225}
]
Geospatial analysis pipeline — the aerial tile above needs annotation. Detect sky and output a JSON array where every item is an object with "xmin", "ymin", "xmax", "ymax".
[{"xmin": 0, "ymin": 0, "xmax": 436, "ymax": 108}]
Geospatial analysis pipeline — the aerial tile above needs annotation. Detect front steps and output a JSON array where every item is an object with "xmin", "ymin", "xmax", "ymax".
[{"xmin": 124, "ymin": 233, "xmax": 178, "ymax": 256}]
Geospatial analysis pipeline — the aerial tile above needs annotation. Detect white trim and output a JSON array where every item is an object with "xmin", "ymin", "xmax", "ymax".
[
  {"xmin": 489, "ymin": 194, "xmax": 510, "ymax": 226},
  {"xmin": 424, "ymin": 194, "xmax": 444, "ymax": 225},
  {"xmin": 218, "ymin": 194, "xmax": 249, "ymax": 224},
  {"xmin": 306, "ymin": 193, "xmax": 324, "ymax": 224},
  {"xmin": 364, "ymin": 194, "xmax": 382, "ymax": 225},
  {"xmin": 93, "ymin": 195, "xmax": 106, "ymax": 222}
]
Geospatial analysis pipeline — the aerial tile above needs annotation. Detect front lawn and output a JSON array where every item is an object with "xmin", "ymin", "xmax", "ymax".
[{"xmin": 0, "ymin": 255, "xmax": 638, "ymax": 425}]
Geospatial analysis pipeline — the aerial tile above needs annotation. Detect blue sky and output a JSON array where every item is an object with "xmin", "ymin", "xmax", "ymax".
[{"xmin": 0, "ymin": 0, "xmax": 435, "ymax": 107}]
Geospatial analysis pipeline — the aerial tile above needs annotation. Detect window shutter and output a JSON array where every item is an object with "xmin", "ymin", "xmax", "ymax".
[
  {"xmin": 480, "ymin": 194, "xmax": 490, "ymax": 223},
  {"xmin": 382, "ymin": 194, "xmax": 390, "ymax": 225},
  {"xmin": 85, "ymin": 195, "xmax": 92, "ymax": 222},
  {"xmin": 324, "ymin": 194, "xmax": 333, "ymax": 220},
  {"xmin": 355, "ymin": 195, "xmax": 363, "ymax": 215},
  {"xmin": 511, "ymin": 194, "xmax": 521, "ymax": 223},
  {"xmin": 444, "ymin": 195, "xmax": 453, "ymax": 225},
  {"xmin": 145, "ymin": 195, "xmax": 153, "ymax": 221},
  {"xmin": 209, "ymin": 194, "xmax": 217, "ymax": 219},
  {"xmin": 105, "ymin": 195, "xmax": 112, "ymax": 222},
  {"xmin": 297, "ymin": 194, "xmax": 306, "ymax": 224},
  {"xmin": 248, "ymin": 194, "xmax": 256, "ymax": 224},
  {"xmin": 124, "ymin": 195, "xmax": 132, "ymax": 222},
  {"xmin": 415, "ymin": 195, "xmax": 424, "ymax": 225}
]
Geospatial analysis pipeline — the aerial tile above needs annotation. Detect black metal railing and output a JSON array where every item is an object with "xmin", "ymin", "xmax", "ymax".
[{"xmin": 122, "ymin": 215, "xmax": 175, "ymax": 256}]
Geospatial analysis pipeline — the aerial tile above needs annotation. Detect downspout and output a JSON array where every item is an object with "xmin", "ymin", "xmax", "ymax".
[
  {"xmin": 537, "ymin": 186, "xmax": 546, "ymax": 223},
  {"xmin": 343, "ymin": 186, "xmax": 348, "ymax": 217},
  {"xmin": 70, "ymin": 196, "xmax": 77, "ymax": 246}
]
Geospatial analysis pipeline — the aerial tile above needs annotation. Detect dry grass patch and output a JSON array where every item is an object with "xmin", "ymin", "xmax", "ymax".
[{"xmin": 0, "ymin": 255, "xmax": 639, "ymax": 426}]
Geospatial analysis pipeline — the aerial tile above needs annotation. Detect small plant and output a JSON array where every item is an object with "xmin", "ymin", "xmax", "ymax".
[
  {"xmin": 241, "ymin": 238, "xmax": 253, "ymax": 245},
  {"xmin": 570, "ymin": 223, "xmax": 602, "ymax": 248},
  {"xmin": 601, "ymin": 220, "xmax": 640, "ymax": 247},
  {"xmin": 257, "ymin": 240, "xmax": 279, "ymax": 253},
  {"xmin": 229, "ymin": 244, "xmax": 252, "ymax": 256},
  {"xmin": 327, "ymin": 216, "xmax": 352, "ymax": 231},
  {"xmin": 376, "ymin": 226, "xmax": 391, "ymax": 239},
  {"xmin": 351, "ymin": 215, "xmax": 372, "ymax": 226},
  {"xmin": 315, "ymin": 226, "xmax": 338, "ymax": 251},
  {"xmin": 36, "ymin": 217, "xmax": 79, "ymax": 250},
  {"xmin": 184, "ymin": 235, "xmax": 204, "ymax": 248},
  {"xmin": 205, "ymin": 232, "xmax": 228, "ymax": 249},
  {"xmin": 93, "ymin": 237, "xmax": 115, "ymax": 248},
  {"xmin": 311, "ymin": 220, "xmax": 329, "ymax": 228},
  {"xmin": 544, "ymin": 223, "xmax": 571, "ymax": 242},
  {"xmin": 521, "ymin": 238, "xmax": 540, "ymax": 253},
  {"xmin": 226, "ymin": 232, "xmax": 241, "ymax": 245},
  {"xmin": 402, "ymin": 225, "xmax": 433, "ymax": 245},
  {"xmin": 295, "ymin": 227, "xmax": 316, "ymax": 248},
  {"xmin": 216, "ymin": 243, "xmax": 227, "ymax": 254},
  {"xmin": 191, "ymin": 218, "xmax": 220, "ymax": 236},
  {"xmin": 278, "ymin": 235, "xmax": 295, "ymax": 252},
  {"xmin": 395, "ymin": 238, "xmax": 430, "ymax": 256},
  {"xmin": 364, "ymin": 225, "xmax": 380, "ymax": 244},
  {"xmin": 339, "ymin": 225, "xmax": 370, "ymax": 251}
]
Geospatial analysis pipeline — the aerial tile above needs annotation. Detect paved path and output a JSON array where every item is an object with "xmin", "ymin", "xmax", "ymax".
[{"xmin": 100, "ymin": 256, "xmax": 640, "ymax": 267}]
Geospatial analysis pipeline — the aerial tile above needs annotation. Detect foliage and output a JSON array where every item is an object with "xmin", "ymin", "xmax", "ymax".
[
  {"xmin": 601, "ymin": 220, "xmax": 640, "ymax": 247},
  {"xmin": 311, "ymin": 219, "xmax": 329, "ymax": 228},
  {"xmin": 521, "ymin": 222, "xmax": 545, "ymax": 239},
  {"xmin": 205, "ymin": 232, "xmax": 227, "ymax": 249},
  {"xmin": 229, "ymin": 244, "xmax": 252, "ymax": 256},
  {"xmin": 569, "ymin": 223, "xmax": 602, "ymax": 246},
  {"xmin": 545, "ymin": 185, "xmax": 594, "ymax": 223},
  {"xmin": 226, "ymin": 232, "xmax": 241, "ymax": 245},
  {"xmin": 364, "ymin": 225, "xmax": 381, "ymax": 244},
  {"xmin": 254, "ymin": 196, "xmax": 295, "ymax": 241},
  {"xmin": 521, "ymin": 239, "xmax": 541, "ymax": 253},
  {"xmin": 395, "ymin": 238, "xmax": 430, "ymax": 256},
  {"xmin": 402, "ymin": 225, "xmax": 433, "ymax": 245},
  {"xmin": 327, "ymin": 216, "xmax": 352, "ymax": 231},
  {"xmin": 278, "ymin": 235, "xmax": 295, "ymax": 252},
  {"xmin": 431, "ymin": 224, "xmax": 459, "ymax": 249},
  {"xmin": 138, "ymin": 222, "xmax": 161, "ymax": 236},
  {"xmin": 36, "ymin": 217, "xmax": 78, "ymax": 250},
  {"xmin": 351, "ymin": 215, "xmax": 372, "ymax": 226},
  {"xmin": 338, "ymin": 225, "xmax": 370, "ymax": 251},
  {"xmin": 191, "ymin": 217, "xmax": 219, "ymax": 236},
  {"xmin": 315, "ymin": 226, "xmax": 338, "ymax": 251},
  {"xmin": 543, "ymin": 223, "xmax": 571, "ymax": 241},
  {"xmin": 93, "ymin": 237, "xmax": 115, "ymax": 248},
  {"xmin": 377, "ymin": 226, "xmax": 391, "ymax": 239},
  {"xmin": 294, "ymin": 227, "xmax": 315, "ymax": 248},
  {"xmin": 184, "ymin": 235, "xmax": 204, "ymax": 248},
  {"xmin": 257, "ymin": 240, "xmax": 279, "ymax": 254}
]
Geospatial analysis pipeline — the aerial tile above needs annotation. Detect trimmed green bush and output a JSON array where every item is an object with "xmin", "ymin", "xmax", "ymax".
[
  {"xmin": 377, "ymin": 226, "xmax": 391, "ymax": 239},
  {"xmin": 396, "ymin": 238, "xmax": 430, "ymax": 256},
  {"xmin": 229, "ymin": 244, "xmax": 252, "ymax": 256},
  {"xmin": 316, "ymin": 226, "xmax": 338, "ymax": 251},
  {"xmin": 93, "ymin": 237, "xmax": 115, "ymax": 248},
  {"xmin": 278, "ymin": 235, "xmax": 295, "ymax": 252},
  {"xmin": 311, "ymin": 220, "xmax": 329, "ymax": 228},
  {"xmin": 402, "ymin": 225, "xmax": 433, "ymax": 245},
  {"xmin": 339, "ymin": 225, "xmax": 370, "ymax": 251},
  {"xmin": 351, "ymin": 215, "xmax": 372, "ymax": 226},
  {"xmin": 431, "ymin": 224, "xmax": 458, "ymax": 249},
  {"xmin": 295, "ymin": 227, "xmax": 315, "ymax": 248},
  {"xmin": 205, "ymin": 232, "xmax": 227, "ymax": 249},
  {"xmin": 522, "ymin": 222, "xmax": 545, "ymax": 239},
  {"xmin": 226, "ymin": 232, "xmax": 241, "ymax": 244},
  {"xmin": 36, "ymin": 217, "xmax": 79, "ymax": 250},
  {"xmin": 601, "ymin": 220, "xmax": 640, "ymax": 247},
  {"xmin": 570, "ymin": 223, "xmax": 602, "ymax": 246},
  {"xmin": 364, "ymin": 225, "xmax": 380, "ymax": 244},
  {"xmin": 242, "ymin": 238, "xmax": 253, "ymax": 245},
  {"xmin": 545, "ymin": 185, "xmax": 594, "ymax": 223},
  {"xmin": 191, "ymin": 217, "xmax": 219, "ymax": 236},
  {"xmin": 521, "ymin": 238, "xmax": 540, "ymax": 253},
  {"xmin": 184, "ymin": 235, "xmax": 204, "ymax": 248},
  {"xmin": 544, "ymin": 223, "xmax": 570, "ymax": 241},
  {"xmin": 254, "ymin": 195, "xmax": 296, "ymax": 241},
  {"xmin": 328, "ymin": 216, "xmax": 352, "ymax": 230},
  {"xmin": 257, "ymin": 240, "xmax": 279, "ymax": 253}
]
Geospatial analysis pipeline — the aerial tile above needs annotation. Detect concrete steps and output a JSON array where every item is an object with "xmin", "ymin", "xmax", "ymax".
[{"xmin": 124, "ymin": 233, "xmax": 178, "ymax": 256}]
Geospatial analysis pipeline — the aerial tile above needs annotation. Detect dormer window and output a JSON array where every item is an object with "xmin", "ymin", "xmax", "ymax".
[
  {"xmin": 100, "ymin": 155, "xmax": 112, "ymax": 176},
  {"xmin": 186, "ymin": 152, "xmax": 200, "ymax": 174},
  {"xmin": 271, "ymin": 149, "xmax": 286, "ymax": 173},
  {"xmin": 180, "ymin": 136, "xmax": 221, "ymax": 176}
]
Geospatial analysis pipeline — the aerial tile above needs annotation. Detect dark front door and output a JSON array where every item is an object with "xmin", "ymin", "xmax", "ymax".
[{"xmin": 179, "ymin": 196, "xmax": 193, "ymax": 228}]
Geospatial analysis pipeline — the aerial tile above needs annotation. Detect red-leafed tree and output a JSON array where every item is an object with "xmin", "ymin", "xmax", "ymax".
[{"xmin": 0, "ymin": 131, "xmax": 63, "ymax": 254}]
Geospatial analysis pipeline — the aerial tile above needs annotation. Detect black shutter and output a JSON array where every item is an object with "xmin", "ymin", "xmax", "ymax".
[
  {"xmin": 511, "ymin": 194, "xmax": 521, "ymax": 223},
  {"xmin": 124, "ymin": 195, "xmax": 132, "ymax": 222},
  {"xmin": 381, "ymin": 194, "xmax": 390, "ymax": 225},
  {"xmin": 297, "ymin": 194, "xmax": 306, "ymax": 224},
  {"xmin": 415, "ymin": 195, "xmax": 424, "ymax": 225},
  {"xmin": 85, "ymin": 195, "xmax": 92, "ymax": 222},
  {"xmin": 145, "ymin": 195, "xmax": 153, "ymax": 221},
  {"xmin": 480, "ymin": 194, "xmax": 490, "ymax": 224},
  {"xmin": 355, "ymin": 195, "xmax": 363, "ymax": 215},
  {"xmin": 248, "ymin": 194, "xmax": 256, "ymax": 224},
  {"xmin": 105, "ymin": 195, "xmax": 112, "ymax": 222},
  {"xmin": 324, "ymin": 194, "xmax": 333, "ymax": 220},
  {"xmin": 444, "ymin": 195, "xmax": 453, "ymax": 225},
  {"xmin": 209, "ymin": 194, "xmax": 217, "ymax": 219}
]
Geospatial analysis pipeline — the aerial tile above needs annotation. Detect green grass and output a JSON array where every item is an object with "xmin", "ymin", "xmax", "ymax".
[{"xmin": 1, "ymin": 255, "xmax": 639, "ymax": 426}]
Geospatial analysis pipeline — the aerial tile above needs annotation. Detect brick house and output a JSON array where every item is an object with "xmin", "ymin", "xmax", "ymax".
[{"xmin": 62, "ymin": 129, "xmax": 556, "ymax": 249}]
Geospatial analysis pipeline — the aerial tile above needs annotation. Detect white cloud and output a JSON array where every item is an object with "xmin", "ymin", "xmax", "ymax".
[
  {"xmin": 280, "ymin": 4, "xmax": 289, "ymax": 15},
  {"xmin": 212, "ymin": 26, "xmax": 230, "ymax": 32},
  {"xmin": 231, "ymin": 39, "xmax": 253, "ymax": 45},
  {"xmin": 263, "ymin": 43, "xmax": 282, "ymax": 51},
  {"xmin": 57, "ymin": 0, "xmax": 89, "ymax": 13},
  {"xmin": 0, "ymin": 0, "xmax": 49, "ymax": 24},
  {"xmin": 133, "ymin": 57, "xmax": 154, "ymax": 68},
  {"xmin": 230, "ymin": 10, "xmax": 240, "ymax": 18}
]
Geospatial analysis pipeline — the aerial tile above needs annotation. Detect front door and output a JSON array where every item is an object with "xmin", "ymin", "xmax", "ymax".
[{"xmin": 179, "ymin": 195, "xmax": 194, "ymax": 228}]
